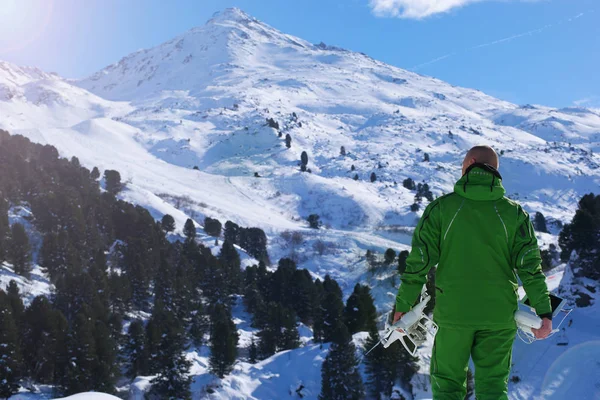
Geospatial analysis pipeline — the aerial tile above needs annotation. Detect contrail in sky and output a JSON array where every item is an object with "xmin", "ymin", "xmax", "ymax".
[
  {"xmin": 411, "ymin": 10, "xmax": 593, "ymax": 71},
  {"xmin": 411, "ymin": 53, "xmax": 456, "ymax": 70},
  {"xmin": 470, "ymin": 25, "xmax": 551, "ymax": 50}
]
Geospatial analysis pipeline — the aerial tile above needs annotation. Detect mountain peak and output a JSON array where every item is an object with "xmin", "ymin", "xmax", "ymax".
[
  {"xmin": 208, "ymin": 7, "xmax": 254, "ymax": 24},
  {"xmin": 0, "ymin": 60, "xmax": 58, "ymax": 87}
]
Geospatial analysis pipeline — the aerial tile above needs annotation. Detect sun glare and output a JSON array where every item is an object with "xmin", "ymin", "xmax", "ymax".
[
  {"xmin": 0, "ymin": 0, "xmax": 54, "ymax": 54},
  {"xmin": 0, "ymin": 0, "xmax": 23, "ymax": 23}
]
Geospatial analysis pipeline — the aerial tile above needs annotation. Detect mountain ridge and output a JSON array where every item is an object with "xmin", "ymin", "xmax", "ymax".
[
  {"xmin": 0, "ymin": 8, "xmax": 597, "ymax": 244},
  {"xmin": 0, "ymin": 7, "xmax": 599, "ymax": 399}
]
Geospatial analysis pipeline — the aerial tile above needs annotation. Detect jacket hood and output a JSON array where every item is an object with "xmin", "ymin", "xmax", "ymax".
[{"xmin": 454, "ymin": 163, "xmax": 506, "ymax": 201}]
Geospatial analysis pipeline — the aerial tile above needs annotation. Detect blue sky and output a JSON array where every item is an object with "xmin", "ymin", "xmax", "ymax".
[{"xmin": 0, "ymin": 0, "xmax": 598, "ymax": 107}]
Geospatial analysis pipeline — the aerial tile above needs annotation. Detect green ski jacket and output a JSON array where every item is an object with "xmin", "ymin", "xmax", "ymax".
[{"xmin": 396, "ymin": 164, "xmax": 552, "ymax": 329}]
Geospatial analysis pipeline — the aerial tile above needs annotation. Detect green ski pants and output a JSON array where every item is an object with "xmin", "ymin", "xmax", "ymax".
[{"xmin": 430, "ymin": 326, "xmax": 517, "ymax": 400}]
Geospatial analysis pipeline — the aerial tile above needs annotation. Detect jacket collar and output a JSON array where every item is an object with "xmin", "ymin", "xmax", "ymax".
[{"xmin": 454, "ymin": 163, "xmax": 506, "ymax": 201}]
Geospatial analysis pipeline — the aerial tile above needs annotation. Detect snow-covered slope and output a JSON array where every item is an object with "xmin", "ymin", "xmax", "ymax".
[
  {"xmin": 1, "ymin": 7, "xmax": 599, "ymax": 399},
  {"xmin": 506, "ymin": 266, "xmax": 600, "ymax": 400}
]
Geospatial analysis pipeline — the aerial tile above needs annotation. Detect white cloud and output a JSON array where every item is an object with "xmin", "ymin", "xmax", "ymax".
[
  {"xmin": 369, "ymin": 0, "xmax": 483, "ymax": 18},
  {"xmin": 574, "ymin": 96, "xmax": 600, "ymax": 108},
  {"xmin": 369, "ymin": 0, "xmax": 543, "ymax": 19}
]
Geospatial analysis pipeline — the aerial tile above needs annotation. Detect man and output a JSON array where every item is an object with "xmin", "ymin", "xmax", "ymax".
[{"xmin": 393, "ymin": 145, "xmax": 552, "ymax": 400}]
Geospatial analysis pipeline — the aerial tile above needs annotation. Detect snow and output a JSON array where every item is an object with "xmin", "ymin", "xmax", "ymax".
[
  {"xmin": 506, "ymin": 267, "xmax": 600, "ymax": 400},
  {"xmin": 0, "ymin": 263, "xmax": 51, "ymax": 305},
  {"xmin": 54, "ymin": 394, "xmax": 122, "ymax": 400},
  {"xmin": 8, "ymin": 392, "xmax": 121, "ymax": 400},
  {"xmin": 192, "ymin": 344, "xmax": 329, "ymax": 400},
  {"xmin": 0, "ymin": 6, "xmax": 599, "ymax": 399},
  {"xmin": 1, "ymin": 204, "xmax": 52, "ymax": 305}
]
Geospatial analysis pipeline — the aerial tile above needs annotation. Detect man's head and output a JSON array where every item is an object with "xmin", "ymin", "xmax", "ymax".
[{"xmin": 462, "ymin": 145, "xmax": 499, "ymax": 175}]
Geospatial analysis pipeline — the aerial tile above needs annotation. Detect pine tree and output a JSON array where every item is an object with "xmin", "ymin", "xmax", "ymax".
[
  {"xmin": 424, "ymin": 153, "xmax": 430, "ymax": 162},
  {"xmin": 364, "ymin": 328, "xmax": 395, "ymax": 399},
  {"xmin": 104, "ymin": 169, "xmax": 122, "ymax": 195},
  {"xmin": 403, "ymin": 178, "xmax": 416, "ymax": 190},
  {"xmin": 240, "ymin": 227, "xmax": 270, "ymax": 265},
  {"xmin": 243, "ymin": 270, "xmax": 264, "ymax": 310},
  {"xmin": 189, "ymin": 301, "xmax": 209, "ymax": 348},
  {"xmin": 397, "ymin": 250, "xmax": 409, "ymax": 274},
  {"xmin": 358, "ymin": 285, "xmax": 378, "ymax": 331},
  {"xmin": 224, "ymin": 221, "xmax": 240, "ymax": 245},
  {"xmin": 92, "ymin": 319, "xmax": 119, "ymax": 393},
  {"xmin": 209, "ymin": 304, "xmax": 239, "ymax": 378},
  {"xmin": 340, "ymin": 146, "xmax": 346, "ymax": 156},
  {"xmin": 70, "ymin": 156, "xmax": 81, "ymax": 168},
  {"xmin": 280, "ymin": 309, "xmax": 301, "ymax": 351},
  {"xmin": 22, "ymin": 296, "xmax": 68, "ymax": 384},
  {"xmin": 5, "ymin": 280, "xmax": 24, "ymax": 326},
  {"xmin": 248, "ymin": 336, "xmax": 258, "ymax": 364},
  {"xmin": 124, "ymin": 319, "xmax": 148, "ymax": 379},
  {"xmin": 291, "ymin": 268, "xmax": 317, "ymax": 325},
  {"xmin": 204, "ymin": 217, "xmax": 222, "ymax": 237},
  {"xmin": 61, "ymin": 306, "xmax": 97, "ymax": 395},
  {"xmin": 417, "ymin": 182, "xmax": 434, "ymax": 202},
  {"xmin": 311, "ymin": 278, "xmax": 325, "ymax": 341},
  {"xmin": 183, "ymin": 218, "xmax": 196, "ymax": 240},
  {"xmin": 344, "ymin": 287, "xmax": 363, "ymax": 335},
  {"xmin": 0, "ymin": 200, "xmax": 9, "ymax": 263},
  {"xmin": 201, "ymin": 258, "xmax": 229, "ymax": 306},
  {"xmin": 89, "ymin": 249, "xmax": 112, "ymax": 316},
  {"xmin": 266, "ymin": 118, "xmax": 279, "ymax": 130},
  {"xmin": 344, "ymin": 284, "xmax": 377, "ymax": 335},
  {"xmin": 147, "ymin": 306, "xmax": 192, "ymax": 400},
  {"xmin": 364, "ymin": 328, "xmax": 419, "ymax": 399},
  {"xmin": 353, "ymin": 173, "xmax": 359, "ymax": 181},
  {"xmin": 370, "ymin": 172, "xmax": 377, "ymax": 183},
  {"xmin": 301, "ymin": 151, "xmax": 309, "ymax": 167},
  {"xmin": 219, "ymin": 240, "xmax": 242, "ymax": 297},
  {"xmin": 243, "ymin": 280, "xmax": 264, "ymax": 317},
  {"xmin": 40, "ymin": 231, "xmax": 77, "ymax": 283},
  {"xmin": 258, "ymin": 303, "xmax": 300, "ymax": 358},
  {"xmin": 320, "ymin": 277, "xmax": 345, "ymax": 343},
  {"xmin": 52, "ymin": 259, "xmax": 96, "ymax": 323},
  {"xmin": 394, "ymin": 339, "xmax": 420, "ymax": 388},
  {"xmin": 9, "ymin": 223, "xmax": 31, "ymax": 278},
  {"xmin": 161, "ymin": 214, "xmax": 176, "ymax": 232},
  {"xmin": 108, "ymin": 272, "xmax": 132, "ymax": 316},
  {"xmin": 319, "ymin": 323, "xmax": 364, "ymax": 400},
  {"xmin": 0, "ymin": 294, "xmax": 22, "ymax": 398},
  {"xmin": 285, "ymin": 134, "xmax": 292, "ymax": 148},
  {"xmin": 534, "ymin": 212, "xmax": 549, "ymax": 233},
  {"xmin": 384, "ymin": 248, "xmax": 397, "ymax": 264},
  {"xmin": 559, "ymin": 193, "xmax": 600, "ymax": 280},
  {"xmin": 307, "ymin": 214, "xmax": 321, "ymax": 229},
  {"xmin": 90, "ymin": 166, "xmax": 101, "ymax": 180}
]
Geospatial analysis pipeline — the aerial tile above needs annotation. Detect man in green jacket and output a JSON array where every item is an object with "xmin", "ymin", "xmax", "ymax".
[{"xmin": 393, "ymin": 145, "xmax": 552, "ymax": 400}]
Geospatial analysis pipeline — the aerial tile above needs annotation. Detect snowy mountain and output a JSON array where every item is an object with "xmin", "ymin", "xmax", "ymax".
[{"xmin": 1, "ymin": 7, "xmax": 599, "ymax": 399}]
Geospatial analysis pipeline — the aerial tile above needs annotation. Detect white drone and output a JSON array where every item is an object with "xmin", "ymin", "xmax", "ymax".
[
  {"xmin": 365, "ymin": 293, "xmax": 438, "ymax": 358},
  {"xmin": 514, "ymin": 293, "xmax": 572, "ymax": 344},
  {"xmin": 364, "ymin": 292, "xmax": 572, "ymax": 358}
]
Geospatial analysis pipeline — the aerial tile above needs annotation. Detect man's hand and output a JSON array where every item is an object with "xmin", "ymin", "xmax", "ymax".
[
  {"xmin": 393, "ymin": 311, "xmax": 405, "ymax": 325},
  {"xmin": 532, "ymin": 318, "xmax": 552, "ymax": 339}
]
